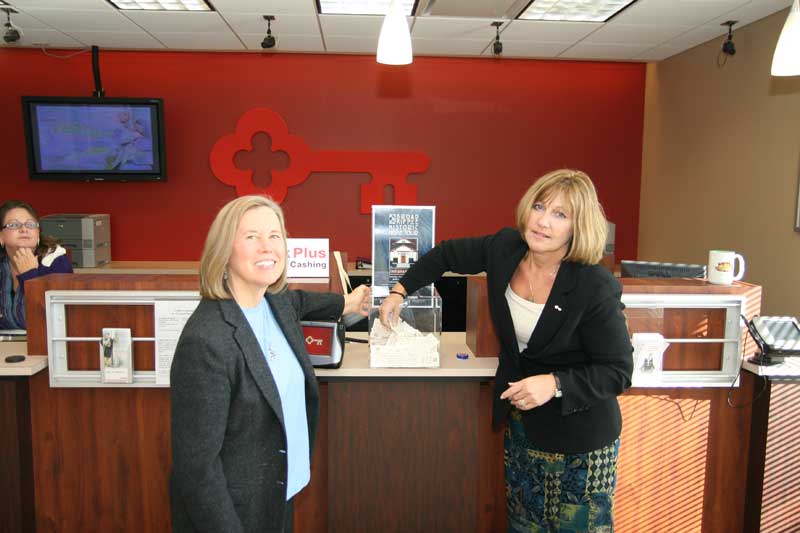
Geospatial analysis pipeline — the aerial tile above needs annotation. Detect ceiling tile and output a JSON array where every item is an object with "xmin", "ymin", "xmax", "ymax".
[
  {"xmin": 323, "ymin": 35, "xmax": 378, "ymax": 53},
  {"xmin": 18, "ymin": 7, "xmax": 141, "ymax": 31},
  {"xmin": 123, "ymin": 10, "xmax": 229, "ymax": 33},
  {"xmin": 0, "ymin": 8, "xmax": 53, "ymax": 29},
  {"xmin": 5, "ymin": 27, "xmax": 85, "ymax": 47},
  {"xmin": 221, "ymin": 12, "xmax": 320, "ymax": 34},
  {"xmin": 211, "ymin": 0, "xmax": 318, "ymax": 15},
  {"xmin": 494, "ymin": 40, "xmax": 572, "ymax": 58},
  {"xmin": 633, "ymin": 44, "xmax": 683, "ymax": 61},
  {"xmin": 319, "ymin": 14, "xmax": 385, "ymax": 36},
  {"xmin": 706, "ymin": 0, "xmax": 791, "ymax": 28},
  {"xmin": 153, "ymin": 30, "xmax": 245, "ymax": 49},
  {"xmin": 64, "ymin": 30, "xmax": 165, "ymax": 49},
  {"xmin": 559, "ymin": 42, "xmax": 652, "ymax": 60},
  {"xmin": 613, "ymin": 0, "xmax": 751, "ymax": 26},
  {"xmin": 412, "ymin": 37, "xmax": 490, "ymax": 56},
  {"xmin": 422, "ymin": 0, "xmax": 519, "ymax": 18},
  {"xmin": 501, "ymin": 19, "xmax": 602, "ymax": 42},
  {"xmin": 411, "ymin": 17, "xmax": 501, "ymax": 39},
  {"xmin": 10, "ymin": 0, "xmax": 113, "ymax": 9},
  {"xmin": 584, "ymin": 23, "xmax": 692, "ymax": 45}
]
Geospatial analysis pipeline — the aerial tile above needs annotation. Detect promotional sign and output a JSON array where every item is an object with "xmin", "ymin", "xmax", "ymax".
[
  {"xmin": 371, "ymin": 205, "xmax": 435, "ymax": 298},
  {"xmin": 286, "ymin": 238, "xmax": 329, "ymax": 278}
]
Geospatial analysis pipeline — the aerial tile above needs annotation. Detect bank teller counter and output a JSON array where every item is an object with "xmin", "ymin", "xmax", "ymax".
[
  {"xmin": 18, "ymin": 272, "xmax": 770, "ymax": 533},
  {"xmin": 467, "ymin": 276, "xmax": 765, "ymax": 533}
]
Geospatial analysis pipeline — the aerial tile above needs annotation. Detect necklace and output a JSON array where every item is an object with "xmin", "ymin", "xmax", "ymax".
[
  {"xmin": 526, "ymin": 253, "xmax": 559, "ymax": 303},
  {"xmin": 263, "ymin": 303, "xmax": 279, "ymax": 361}
]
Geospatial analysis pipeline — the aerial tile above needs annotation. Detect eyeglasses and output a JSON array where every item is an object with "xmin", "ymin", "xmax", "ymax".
[{"xmin": 2, "ymin": 220, "xmax": 40, "ymax": 231}]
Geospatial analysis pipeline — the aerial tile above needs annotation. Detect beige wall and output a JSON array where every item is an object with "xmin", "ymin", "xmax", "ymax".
[{"xmin": 640, "ymin": 8, "xmax": 800, "ymax": 315}]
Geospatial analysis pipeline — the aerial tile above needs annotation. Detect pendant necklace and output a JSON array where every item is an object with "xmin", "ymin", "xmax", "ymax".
[
  {"xmin": 263, "ymin": 304, "xmax": 279, "ymax": 361},
  {"xmin": 527, "ymin": 253, "xmax": 559, "ymax": 303}
]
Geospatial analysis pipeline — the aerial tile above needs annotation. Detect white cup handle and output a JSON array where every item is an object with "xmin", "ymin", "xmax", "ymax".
[{"xmin": 733, "ymin": 253, "xmax": 745, "ymax": 281}]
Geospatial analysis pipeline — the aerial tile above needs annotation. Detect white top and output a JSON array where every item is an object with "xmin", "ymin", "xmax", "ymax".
[{"xmin": 505, "ymin": 284, "xmax": 545, "ymax": 352}]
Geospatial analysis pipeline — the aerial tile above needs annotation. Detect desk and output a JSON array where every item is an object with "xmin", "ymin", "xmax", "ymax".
[{"xmin": 0, "ymin": 342, "xmax": 44, "ymax": 533}]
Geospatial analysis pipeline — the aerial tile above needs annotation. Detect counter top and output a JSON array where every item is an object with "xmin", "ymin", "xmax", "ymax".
[
  {"xmin": 0, "ymin": 342, "xmax": 47, "ymax": 376},
  {"xmin": 743, "ymin": 356, "xmax": 800, "ymax": 380},
  {"xmin": 315, "ymin": 332, "xmax": 498, "ymax": 379}
]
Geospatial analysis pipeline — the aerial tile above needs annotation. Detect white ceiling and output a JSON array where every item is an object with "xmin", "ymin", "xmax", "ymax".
[{"xmin": 0, "ymin": 0, "xmax": 792, "ymax": 62}]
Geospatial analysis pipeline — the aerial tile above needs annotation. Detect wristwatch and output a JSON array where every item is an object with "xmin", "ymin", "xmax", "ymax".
[{"xmin": 552, "ymin": 374, "xmax": 563, "ymax": 398}]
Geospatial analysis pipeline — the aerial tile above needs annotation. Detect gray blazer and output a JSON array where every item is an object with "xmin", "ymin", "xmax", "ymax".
[{"xmin": 170, "ymin": 289, "xmax": 343, "ymax": 533}]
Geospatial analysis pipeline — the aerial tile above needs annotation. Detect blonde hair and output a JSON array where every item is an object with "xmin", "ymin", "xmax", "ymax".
[
  {"xmin": 199, "ymin": 195, "xmax": 288, "ymax": 299},
  {"xmin": 515, "ymin": 169, "xmax": 608, "ymax": 265}
]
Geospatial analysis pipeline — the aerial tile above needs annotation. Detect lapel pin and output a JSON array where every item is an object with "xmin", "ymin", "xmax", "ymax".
[{"xmin": 554, "ymin": 305, "xmax": 563, "ymax": 312}]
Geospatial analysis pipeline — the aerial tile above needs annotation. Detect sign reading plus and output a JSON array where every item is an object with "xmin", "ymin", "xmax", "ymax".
[{"xmin": 286, "ymin": 238, "xmax": 329, "ymax": 278}]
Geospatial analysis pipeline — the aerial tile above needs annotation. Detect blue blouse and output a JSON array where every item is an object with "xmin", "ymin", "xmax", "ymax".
[
  {"xmin": 240, "ymin": 298, "xmax": 310, "ymax": 501},
  {"xmin": 0, "ymin": 251, "xmax": 73, "ymax": 330}
]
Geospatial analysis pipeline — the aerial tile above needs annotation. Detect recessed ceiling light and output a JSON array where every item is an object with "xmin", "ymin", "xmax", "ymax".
[
  {"xmin": 318, "ymin": 0, "xmax": 416, "ymax": 16},
  {"xmin": 108, "ymin": 0, "xmax": 213, "ymax": 11},
  {"xmin": 518, "ymin": 0, "xmax": 637, "ymax": 23}
]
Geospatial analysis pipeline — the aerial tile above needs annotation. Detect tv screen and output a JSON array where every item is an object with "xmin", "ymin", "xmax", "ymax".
[{"xmin": 21, "ymin": 96, "xmax": 166, "ymax": 181}]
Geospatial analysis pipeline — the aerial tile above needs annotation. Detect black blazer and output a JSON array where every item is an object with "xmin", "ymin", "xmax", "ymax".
[
  {"xmin": 170, "ymin": 289, "xmax": 343, "ymax": 533},
  {"xmin": 400, "ymin": 228, "xmax": 633, "ymax": 454}
]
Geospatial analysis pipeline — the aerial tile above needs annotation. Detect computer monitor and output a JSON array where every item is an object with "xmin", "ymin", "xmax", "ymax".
[{"xmin": 620, "ymin": 260, "xmax": 706, "ymax": 279}]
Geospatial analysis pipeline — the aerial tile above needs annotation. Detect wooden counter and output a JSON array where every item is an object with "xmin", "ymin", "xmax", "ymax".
[{"xmin": 16, "ymin": 273, "xmax": 768, "ymax": 532}]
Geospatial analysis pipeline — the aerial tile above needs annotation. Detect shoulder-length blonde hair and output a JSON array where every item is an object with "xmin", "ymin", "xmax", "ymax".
[
  {"xmin": 515, "ymin": 169, "xmax": 608, "ymax": 265},
  {"xmin": 199, "ymin": 195, "xmax": 289, "ymax": 299}
]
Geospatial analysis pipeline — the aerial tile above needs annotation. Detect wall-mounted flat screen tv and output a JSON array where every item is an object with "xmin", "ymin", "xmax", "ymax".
[{"xmin": 21, "ymin": 96, "xmax": 166, "ymax": 182}]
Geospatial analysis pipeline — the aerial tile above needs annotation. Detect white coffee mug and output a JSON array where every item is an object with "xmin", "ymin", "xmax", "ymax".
[{"xmin": 707, "ymin": 250, "xmax": 745, "ymax": 285}]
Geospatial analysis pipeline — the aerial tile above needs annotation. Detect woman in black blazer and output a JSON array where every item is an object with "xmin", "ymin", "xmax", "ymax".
[
  {"xmin": 380, "ymin": 169, "xmax": 633, "ymax": 532},
  {"xmin": 170, "ymin": 195, "xmax": 369, "ymax": 533}
]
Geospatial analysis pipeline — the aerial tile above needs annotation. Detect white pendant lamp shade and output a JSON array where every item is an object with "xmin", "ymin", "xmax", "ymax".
[
  {"xmin": 772, "ymin": 0, "xmax": 800, "ymax": 76},
  {"xmin": 376, "ymin": 0, "xmax": 412, "ymax": 65}
]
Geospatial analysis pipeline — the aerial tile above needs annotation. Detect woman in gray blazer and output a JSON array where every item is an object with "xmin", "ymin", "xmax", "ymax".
[
  {"xmin": 170, "ymin": 195, "xmax": 369, "ymax": 533},
  {"xmin": 380, "ymin": 169, "xmax": 633, "ymax": 533}
]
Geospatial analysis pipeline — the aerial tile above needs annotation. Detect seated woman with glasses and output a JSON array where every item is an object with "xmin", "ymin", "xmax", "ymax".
[{"xmin": 0, "ymin": 200, "xmax": 73, "ymax": 330}]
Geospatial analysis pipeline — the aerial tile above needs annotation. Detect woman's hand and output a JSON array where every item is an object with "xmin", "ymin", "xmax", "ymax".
[
  {"xmin": 378, "ymin": 284, "xmax": 407, "ymax": 327},
  {"xmin": 499, "ymin": 374, "xmax": 558, "ymax": 411},
  {"xmin": 11, "ymin": 247, "xmax": 39, "ymax": 275},
  {"xmin": 343, "ymin": 285, "xmax": 371, "ymax": 316}
]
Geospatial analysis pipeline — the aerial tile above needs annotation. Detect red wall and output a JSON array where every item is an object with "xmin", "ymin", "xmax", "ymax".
[{"xmin": 0, "ymin": 48, "xmax": 645, "ymax": 262}]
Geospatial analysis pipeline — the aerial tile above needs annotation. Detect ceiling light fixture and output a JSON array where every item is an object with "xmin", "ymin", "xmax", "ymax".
[
  {"xmin": 376, "ymin": 0, "xmax": 412, "ymax": 65},
  {"xmin": 772, "ymin": 0, "xmax": 800, "ymax": 76},
  {"xmin": 518, "ymin": 0, "xmax": 636, "ymax": 23},
  {"xmin": 261, "ymin": 15, "xmax": 276, "ymax": 50},
  {"xmin": 319, "ymin": 0, "xmax": 415, "ymax": 16},
  {"xmin": 108, "ymin": 0, "xmax": 213, "ymax": 11}
]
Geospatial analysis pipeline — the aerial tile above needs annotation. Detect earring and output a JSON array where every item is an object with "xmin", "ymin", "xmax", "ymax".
[{"xmin": 223, "ymin": 269, "xmax": 228, "ymax": 281}]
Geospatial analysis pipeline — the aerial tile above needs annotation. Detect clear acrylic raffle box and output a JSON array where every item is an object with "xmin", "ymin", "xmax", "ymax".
[{"xmin": 368, "ymin": 294, "xmax": 442, "ymax": 368}]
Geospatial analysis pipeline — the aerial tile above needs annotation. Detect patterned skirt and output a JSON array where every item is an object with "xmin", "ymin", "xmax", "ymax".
[{"xmin": 504, "ymin": 409, "xmax": 619, "ymax": 533}]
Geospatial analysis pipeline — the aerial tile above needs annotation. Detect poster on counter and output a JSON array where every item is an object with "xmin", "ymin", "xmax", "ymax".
[
  {"xmin": 100, "ymin": 328, "xmax": 133, "ymax": 384},
  {"xmin": 154, "ymin": 299, "xmax": 201, "ymax": 386},
  {"xmin": 371, "ymin": 205, "xmax": 435, "ymax": 299}
]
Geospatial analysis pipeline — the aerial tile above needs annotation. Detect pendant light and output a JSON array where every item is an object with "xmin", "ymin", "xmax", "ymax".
[
  {"xmin": 772, "ymin": 0, "xmax": 800, "ymax": 76},
  {"xmin": 376, "ymin": 0, "xmax": 412, "ymax": 65}
]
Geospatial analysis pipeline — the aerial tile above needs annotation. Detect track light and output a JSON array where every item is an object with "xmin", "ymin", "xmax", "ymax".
[
  {"xmin": 261, "ymin": 15, "xmax": 276, "ymax": 49},
  {"xmin": 721, "ymin": 20, "xmax": 737, "ymax": 56},
  {"xmin": 376, "ymin": 0, "xmax": 412, "ymax": 65},
  {"xmin": 491, "ymin": 21, "xmax": 503, "ymax": 56},
  {"xmin": 2, "ymin": 8, "xmax": 22, "ymax": 44}
]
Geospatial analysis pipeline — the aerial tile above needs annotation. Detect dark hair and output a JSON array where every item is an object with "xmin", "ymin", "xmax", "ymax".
[{"xmin": 0, "ymin": 200, "xmax": 58, "ymax": 258}]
